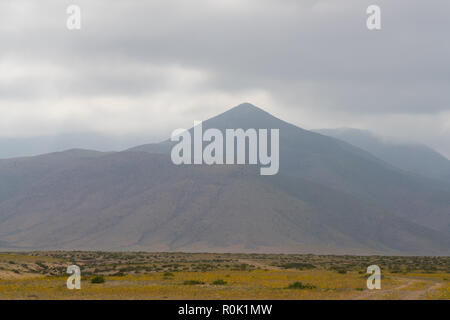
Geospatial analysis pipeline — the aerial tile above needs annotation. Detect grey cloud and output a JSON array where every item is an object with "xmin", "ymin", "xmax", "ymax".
[{"xmin": 0, "ymin": 0, "xmax": 450, "ymax": 157}]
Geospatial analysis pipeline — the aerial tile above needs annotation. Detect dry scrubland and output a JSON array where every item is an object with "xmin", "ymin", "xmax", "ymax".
[{"xmin": 0, "ymin": 252, "xmax": 448, "ymax": 300}]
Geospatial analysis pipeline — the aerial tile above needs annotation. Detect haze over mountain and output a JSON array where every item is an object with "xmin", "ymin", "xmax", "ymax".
[
  {"xmin": 315, "ymin": 128, "xmax": 450, "ymax": 183},
  {"xmin": 0, "ymin": 103, "xmax": 449, "ymax": 254},
  {"xmin": 0, "ymin": 133, "xmax": 162, "ymax": 159}
]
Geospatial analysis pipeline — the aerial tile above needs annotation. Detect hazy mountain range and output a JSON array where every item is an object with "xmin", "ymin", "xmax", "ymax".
[
  {"xmin": 315, "ymin": 128, "xmax": 450, "ymax": 183},
  {"xmin": 0, "ymin": 103, "xmax": 449, "ymax": 254}
]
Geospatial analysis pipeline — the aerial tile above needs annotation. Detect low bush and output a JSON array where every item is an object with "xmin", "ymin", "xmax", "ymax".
[
  {"xmin": 286, "ymin": 282, "xmax": 315, "ymax": 290},
  {"xmin": 91, "ymin": 275, "xmax": 105, "ymax": 284},
  {"xmin": 183, "ymin": 280, "xmax": 204, "ymax": 285},
  {"xmin": 279, "ymin": 263, "xmax": 316, "ymax": 270}
]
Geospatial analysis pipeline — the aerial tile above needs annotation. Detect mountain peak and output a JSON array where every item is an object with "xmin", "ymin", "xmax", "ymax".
[
  {"xmin": 214, "ymin": 102, "xmax": 279, "ymax": 121},
  {"xmin": 229, "ymin": 102, "xmax": 266, "ymax": 114},
  {"xmin": 234, "ymin": 102, "xmax": 259, "ymax": 109},
  {"xmin": 201, "ymin": 102, "xmax": 288, "ymax": 130}
]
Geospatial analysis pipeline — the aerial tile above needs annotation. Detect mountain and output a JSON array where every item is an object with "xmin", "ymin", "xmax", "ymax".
[
  {"xmin": 0, "ymin": 103, "xmax": 449, "ymax": 254},
  {"xmin": 315, "ymin": 128, "xmax": 450, "ymax": 183},
  {"xmin": 132, "ymin": 103, "xmax": 450, "ymax": 234}
]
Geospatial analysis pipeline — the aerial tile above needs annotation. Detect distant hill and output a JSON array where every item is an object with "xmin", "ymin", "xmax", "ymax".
[
  {"xmin": 0, "ymin": 103, "xmax": 449, "ymax": 254},
  {"xmin": 0, "ymin": 149, "xmax": 109, "ymax": 204},
  {"xmin": 315, "ymin": 128, "xmax": 450, "ymax": 183}
]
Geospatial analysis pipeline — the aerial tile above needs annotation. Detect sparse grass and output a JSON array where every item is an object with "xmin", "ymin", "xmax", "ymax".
[{"xmin": 0, "ymin": 251, "xmax": 448, "ymax": 299}]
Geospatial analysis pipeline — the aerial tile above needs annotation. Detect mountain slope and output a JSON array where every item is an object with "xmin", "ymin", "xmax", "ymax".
[
  {"xmin": 314, "ymin": 128, "xmax": 450, "ymax": 183},
  {"xmin": 0, "ymin": 152, "xmax": 448, "ymax": 254},
  {"xmin": 0, "ymin": 149, "xmax": 110, "ymax": 204}
]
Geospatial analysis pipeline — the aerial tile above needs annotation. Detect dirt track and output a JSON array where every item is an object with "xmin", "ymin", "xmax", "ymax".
[{"xmin": 353, "ymin": 277, "xmax": 444, "ymax": 300}]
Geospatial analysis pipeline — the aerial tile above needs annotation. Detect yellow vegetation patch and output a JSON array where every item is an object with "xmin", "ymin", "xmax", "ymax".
[{"xmin": 0, "ymin": 270, "xmax": 402, "ymax": 300}]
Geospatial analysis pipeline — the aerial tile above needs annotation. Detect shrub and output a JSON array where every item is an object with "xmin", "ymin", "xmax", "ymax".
[
  {"xmin": 183, "ymin": 280, "xmax": 204, "ymax": 285},
  {"xmin": 286, "ymin": 282, "xmax": 315, "ymax": 290},
  {"xmin": 91, "ymin": 275, "xmax": 105, "ymax": 284},
  {"xmin": 211, "ymin": 279, "xmax": 227, "ymax": 285},
  {"xmin": 279, "ymin": 263, "xmax": 316, "ymax": 270}
]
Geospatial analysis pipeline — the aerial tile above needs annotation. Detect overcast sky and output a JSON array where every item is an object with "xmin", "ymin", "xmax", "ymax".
[{"xmin": 1, "ymin": 0, "xmax": 450, "ymax": 158}]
